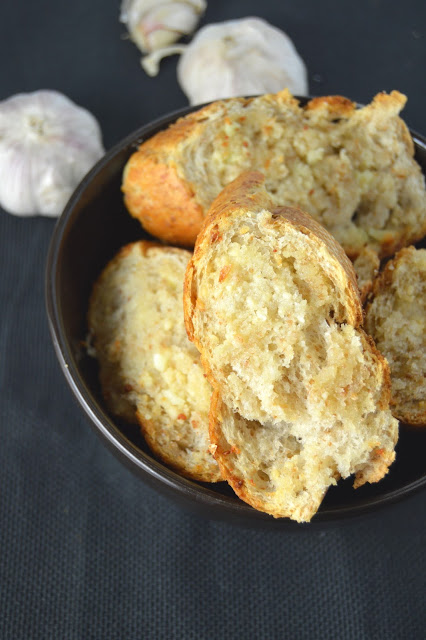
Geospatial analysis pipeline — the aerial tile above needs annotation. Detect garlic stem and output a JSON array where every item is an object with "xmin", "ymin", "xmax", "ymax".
[{"xmin": 141, "ymin": 44, "xmax": 187, "ymax": 76}]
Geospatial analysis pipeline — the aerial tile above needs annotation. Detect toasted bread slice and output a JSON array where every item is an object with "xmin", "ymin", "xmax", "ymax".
[
  {"xmin": 123, "ymin": 89, "xmax": 426, "ymax": 258},
  {"xmin": 184, "ymin": 172, "xmax": 398, "ymax": 520},
  {"xmin": 88, "ymin": 241, "xmax": 221, "ymax": 482},
  {"xmin": 365, "ymin": 246, "xmax": 426, "ymax": 426}
]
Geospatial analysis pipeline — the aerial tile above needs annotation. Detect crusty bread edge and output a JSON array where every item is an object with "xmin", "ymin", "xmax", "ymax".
[{"xmin": 365, "ymin": 246, "xmax": 426, "ymax": 426}]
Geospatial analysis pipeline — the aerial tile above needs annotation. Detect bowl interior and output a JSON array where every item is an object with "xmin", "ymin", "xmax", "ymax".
[{"xmin": 46, "ymin": 103, "xmax": 426, "ymax": 527}]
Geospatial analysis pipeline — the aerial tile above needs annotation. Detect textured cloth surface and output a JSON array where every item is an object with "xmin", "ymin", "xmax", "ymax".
[{"xmin": 1, "ymin": 2, "xmax": 426, "ymax": 639}]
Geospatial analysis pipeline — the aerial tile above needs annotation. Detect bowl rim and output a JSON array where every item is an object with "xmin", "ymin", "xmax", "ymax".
[{"xmin": 45, "ymin": 100, "xmax": 426, "ymax": 527}]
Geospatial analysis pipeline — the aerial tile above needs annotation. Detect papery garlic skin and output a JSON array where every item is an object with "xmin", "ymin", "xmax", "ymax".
[
  {"xmin": 0, "ymin": 90, "xmax": 104, "ymax": 217},
  {"xmin": 177, "ymin": 17, "xmax": 309, "ymax": 105},
  {"xmin": 120, "ymin": 0, "xmax": 206, "ymax": 55}
]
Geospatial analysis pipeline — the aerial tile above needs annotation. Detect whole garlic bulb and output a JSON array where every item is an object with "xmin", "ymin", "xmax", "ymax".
[
  {"xmin": 120, "ymin": 0, "xmax": 206, "ymax": 72},
  {"xmin": 177, "ymin": 17, "xmax": 309, "ymax": 105},
  {"xmin": 0, "ymin": 90, "xmax": 104, "ymax": 217}
]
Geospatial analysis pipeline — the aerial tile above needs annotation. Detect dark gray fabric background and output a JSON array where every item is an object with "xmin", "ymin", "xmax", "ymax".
[{"xmin": 1, "ymin": 2, "xmax": 425, "ymax": 638}]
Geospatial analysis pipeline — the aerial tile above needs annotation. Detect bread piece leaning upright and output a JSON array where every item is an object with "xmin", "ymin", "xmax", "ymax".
[
  {"xmin": 88, "ymin": 241, "xmax": 221, "ymax": 482},
  {"xmin": 365, "ymin": 246, "xmax": 426, "ymax": 426},
  {"xmin": 184, "ymin": 172, "xmax": 398, "ymax": 522}
]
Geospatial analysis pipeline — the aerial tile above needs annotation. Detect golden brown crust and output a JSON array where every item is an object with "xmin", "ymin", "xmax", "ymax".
[
  {"xmin": 122, "ymin": 155, "xmax": 205, "ymax": 246},
  {"xmin": 306, "ymin": 94, "xmax": 356, "ymax": 115}
]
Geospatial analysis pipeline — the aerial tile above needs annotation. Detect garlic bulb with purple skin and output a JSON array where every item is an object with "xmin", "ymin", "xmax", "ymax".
[
  {"xmin": 177, "ymin": 17, "xmax": 309, "ymax": 105},
  {"xmin": 0, "ymin": 90, "xmax": 104, "ymax": 217},
  {"xmin": 120, "ymin": 0, "xmax": 206, "ymax": 75}
]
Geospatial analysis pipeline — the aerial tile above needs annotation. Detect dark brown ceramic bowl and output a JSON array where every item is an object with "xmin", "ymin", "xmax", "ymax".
[{"xmin": 45, "ymin": 101, "xmax": 426, "ymax": 528}]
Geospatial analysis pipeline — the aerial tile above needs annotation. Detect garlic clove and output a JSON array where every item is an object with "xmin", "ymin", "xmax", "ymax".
[
  {"xmin": 0, "ymin": 90, "xmax": 104, "ymax": 217},
  {"xmin": 120, "ymin": 0, "xmax": 206, "ymax": 64},
  {"xmin": 142, "ymin": 3, "xmax": 204, "ymax": 51},
  {"xmin": 177, "ymin": 17, "xmax": 309, "ymax": 105}
]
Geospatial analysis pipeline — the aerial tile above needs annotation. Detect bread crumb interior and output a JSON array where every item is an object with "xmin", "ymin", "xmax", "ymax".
[
  {"xmin": 198, "ymin": 211, "xmax": 396, "ymax": 495},
  {"xmin": 366, "ymin": 248, "xmax": 426, "ymax": 418},
  {"xmin": 181, "ymin": 95, "xmax": 425, "ymax": 255}
]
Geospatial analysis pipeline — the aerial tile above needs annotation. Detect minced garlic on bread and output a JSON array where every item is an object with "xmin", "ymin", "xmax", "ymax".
[
  {"xmin": 122, "ymin": 89, "xmax": 426, "ymax": 259},
  {"xmin": 365, "ymin": 246, "xmax": 426, "ymax": 426},
  {"xmin": 184, "ymin": 172, "xmax": 398, "ymax": 521},
  {"xmin": 88, "ymin": 241, "xmax": 221, "ymax": 482}
]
